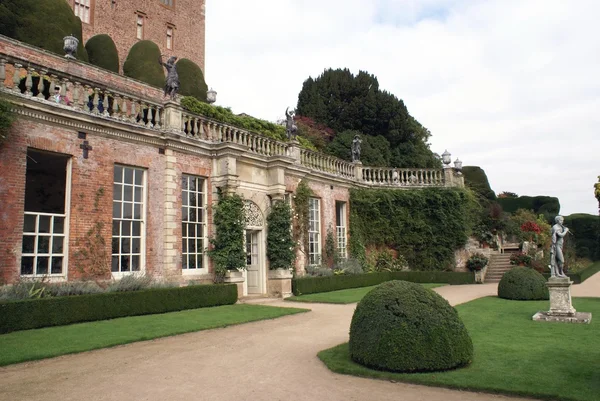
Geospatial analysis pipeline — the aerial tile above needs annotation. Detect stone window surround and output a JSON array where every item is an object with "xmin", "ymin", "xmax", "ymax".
[
  {"xmin": 136, "ymin": 12, "xmax": 147, "ymax": 40},
  {"xmin": 166, "ymin": 24, "xmax": 175, "ymax": 50}
]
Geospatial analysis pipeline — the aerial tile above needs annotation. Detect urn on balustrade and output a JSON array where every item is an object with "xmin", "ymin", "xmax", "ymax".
[{"xmin": 63, "ymin": 35, "xmax": 79, "ymax": 59}]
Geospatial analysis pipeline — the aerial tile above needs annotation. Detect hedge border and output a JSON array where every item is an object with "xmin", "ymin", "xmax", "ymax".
[
  {"xmin": 0, "ymin": 284, "xmax": 237, "ymax": 334},
  {"xmin": 542, "ymin": 261, "xmax": 600, "ymax": 285},
  {"xmin": 292, "ymin": 271, "xmax": 474, "ymax": 296}
]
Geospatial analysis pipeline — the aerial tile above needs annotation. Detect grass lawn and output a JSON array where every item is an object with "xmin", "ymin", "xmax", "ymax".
[
  {"xmin": 319, "ymin": 297, "xmax": 600, "ymax": 401},
  {"xmin": 287, "ymin": 283, "xmax": 446, "ymax": 304},
  {"xmin": 0, "ymin": 304, "xmax": 308, "ymax": 367}
]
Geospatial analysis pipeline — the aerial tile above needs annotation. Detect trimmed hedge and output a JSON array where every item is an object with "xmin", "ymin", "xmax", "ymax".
[
  {"xmin": 292, "ymin": 271, "xmax": 474, "ymax": 295},
  {"xmin": 123, "ymin": 40, "xmax": 165, "ymax": 88},
  {"xmin": 85, "ymin": 34, "xmax": 119, "ymax": 73},
  {"xmin": 176, "ymin": 58, "xmax": 208, "ymax": 102},
  {"xmin": 463, "ymin": 166, "xmax": 496, "ymax": 201},
  {"xmin": 498, "ymin": 267, "xmax": 548, "ymax": 300},
  {"xmin": 0, "ymin": 284, "xmax": 237, "ymax": 334},
  {"xmin": 349, "ymin": 281, "xmax": 473, "ymax": 372},
  {"xmin": 542, "ymin": 261, "xmax": 600, "ymax": 284},
  {"xmin": 564, "ymin": 214, "xmax": 600, "ymax": 260},
  {"xmin": 497, "ymin": 196, "xmax": 560, "ymax": 223},
  {"xmin": 0, "ymin": 0, "xmax": 88, "ymax": 61}
]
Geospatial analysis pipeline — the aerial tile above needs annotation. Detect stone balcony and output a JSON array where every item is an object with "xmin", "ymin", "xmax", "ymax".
[{"xmin": 0, "ymin": 35, "xmax": 463, "ymax": 190}]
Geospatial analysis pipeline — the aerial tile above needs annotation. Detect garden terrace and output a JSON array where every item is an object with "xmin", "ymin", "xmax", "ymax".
[{"xmin": 0, "ymin": 35, "xmax": 461, "ymax": 190}]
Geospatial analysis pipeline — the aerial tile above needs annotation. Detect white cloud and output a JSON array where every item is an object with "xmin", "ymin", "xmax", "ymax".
[{"xmin": 206, "ymin": 0, "xmax": 600, "ymax": 215}]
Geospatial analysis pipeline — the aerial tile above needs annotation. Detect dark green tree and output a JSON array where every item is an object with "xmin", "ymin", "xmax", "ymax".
[
  {"xmin": 85, "ymin": 34, "xmax": 119, "ymax": 73},
  {"xmin": 176, "ymin": 58, "xmax": 208, "ymax": 102},
  {"xmin": 326, "ymin": 130, "xmax": 391, "ymax": 166},
  {"xmin": 0, "ymin": 0, "xmax": 88, "ymax": 61},
  {"xmin": 123, "ymin": 41, "xmax": 165, "ymax": 88},
  {"xmin": 296, "ymin": 68, "xmax": 439, "ymax": 168}
]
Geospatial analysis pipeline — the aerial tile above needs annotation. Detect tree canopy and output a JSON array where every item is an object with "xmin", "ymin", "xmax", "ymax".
[{"xmin": 296, "ymin": 68, "xmax": 439, "ymax": 168}]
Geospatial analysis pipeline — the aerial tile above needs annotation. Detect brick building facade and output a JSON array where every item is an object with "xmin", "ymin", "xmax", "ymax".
[{"xmin": 68, "ymin": 0, "xmax": 206, "ymax": 74}]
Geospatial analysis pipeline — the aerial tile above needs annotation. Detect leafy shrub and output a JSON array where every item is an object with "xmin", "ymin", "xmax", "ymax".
[
  {"xmin": 0, "ymin": 284, "xmax": 238, "ymax": 333},
  {"xmin": 349, "ymin": 281, "xmax": 473, "ymax": 372},
  {"xmin": 44, "ymin": 281, "xmax": 104, "ymax": 297},
  {"xmin": 335, "ymin": 258, "xmax": 363, "ymax": 275},
  {"xmin": 104, "ymin": 274, "xmax": 176, "ymax": 292},
  {"xmin": 266, "ymin": 201, "xmax": 296, "ymax": 270},
  {"xmin": 305, "ymin": 265, "xmax": 334, "ymax": 277},
  {"xmin": 350, "ymin": 188, "xmax": 477, "ymax": 271},
  {"xmin": 123, "ymin": 40, "xmax": 165, "ymax": 88},
  {"xmin": 498, "ymin": 196, "xmax": 560, "ymax": 223},
  {"xmin": 292, "ymin": 271, "xmax": 475, "ymax": 295},
  {"xmin": 208, "ymin": 194, "xmax": 246, "ymax": 281},
  {"xmin": 510, "ymin": 252, "xmax": 532, "ymax": 266},
  {"xmin": 176, "ymin": 58, "xmax": 208, "ymax": 102},
  {"xmin": 85, "ymin": 34, "xmax": 119, "ymax": 73},
  {"xmin": 366, "ymin": 249, "xmax": 407, "ymax": 272},
  {"xmin": 466, "ymin": 253, "xmax": 488, "ymax": 271},
  {"xmin": 0, "ymin": 0, "xmax": 88, "ymax": 61},
  {"xmin": 498, "ymin": 267, "xmax": 549, "ymax": 300}
]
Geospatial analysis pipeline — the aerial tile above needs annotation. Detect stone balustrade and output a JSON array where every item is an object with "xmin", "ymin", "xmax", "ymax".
[
  {"xmin": 180, "ymin": 110, "xmax": 288, "ymax": 157},
  {"xmin": 0, "ymin": 57, "xmax": 164, "ymax": 130},
  {"xmin": 300, "ymin": 148, "xmax": 355, "ymax": 179},
  {"xmin": 362, "ymin": 167, "xmax": 445, "ymax": 187}
]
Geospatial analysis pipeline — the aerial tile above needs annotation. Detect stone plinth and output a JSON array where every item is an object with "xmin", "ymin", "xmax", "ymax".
[
  {"xmin": 223, "ymin": 270, "xmax": 245, "ymax": 299},
  {"xmin": 532, "ymin": 277, "xmax": 592, "ymax": 324},
  {"xmin": 267, "ymin": 269, "xmax": 293, "ymax": 298}
]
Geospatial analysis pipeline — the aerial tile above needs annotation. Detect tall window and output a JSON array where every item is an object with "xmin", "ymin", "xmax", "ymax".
[
  {"xmin": 166, "ymin": 26, "xmax": 174, "ymax": 50},
  {"xmin": 112, "ymin": 166, "xmax": 145, "ymax": 273},
  {"xmin": 21, "ymin": 149, "xmax": 71, "ymax": 277},
  {"xmin": 336, "ymin": 202, "xmax": 347, "ymax": 259},
  {"xmin": 160, "ymin": 0, "xmax": 174, "ymax": 7},
  {"xmin": 182, "ymin": 175, "xmax": 206, "ymax": 271},
  {"xmin": 308, "ymin": 198, "xmax": 321, "ymax": 265},
  {"xmin": 136, "ymin": 14, "xmax": 144, "ymax": 40},
  {"xmin": 74, "ymin": 0, "xmax": 91, "ymax": 24}
]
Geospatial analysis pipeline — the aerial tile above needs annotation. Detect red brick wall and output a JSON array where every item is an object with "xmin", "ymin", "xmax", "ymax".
[{"xmin": 71, "ymin": 0, "xmax": 206, "ymax": 74}]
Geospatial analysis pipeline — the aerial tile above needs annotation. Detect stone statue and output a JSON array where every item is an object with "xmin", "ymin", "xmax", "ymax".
[
  {"xmin": 159, "ymin": 55, "xmax": 180, "ymax": 100},
  {"xmin": 285, "ymin": 107, "xmax": 297, "ymax": 140},
  {"xmin": 550, "ymin": 215, "xmax": 569, "ymax": 278},
  {"xmin": 351, "ymin": 134, "xmax": 362, "ymax": 162}
]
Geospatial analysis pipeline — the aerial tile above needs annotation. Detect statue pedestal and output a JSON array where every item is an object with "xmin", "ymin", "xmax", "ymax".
[{"xmin": 532, "ymin": 277, "xmax": 591, "ymax": 324}]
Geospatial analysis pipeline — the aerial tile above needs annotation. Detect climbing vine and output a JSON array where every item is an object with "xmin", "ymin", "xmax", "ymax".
[
  {"xmin": 208, "ymin": 193, "xmax": 246, "ymax": 282},
  {"xmin": 349, "ymin": 187, "xmax": 477, "ymax": 271},
  {"xmin": 73, "ymin": 187, "xmax": 110, "ymax": 279},
  {"xmin": 292, "ymin": 179, "xmax": 313, "ymax": 260},
  {"xmin": 266, "ymin": 200, "xmax": 296, "ymax": 270},
  {"xmin": 0, "ymin": 98, "xmax": 16, "ymax": 146}
]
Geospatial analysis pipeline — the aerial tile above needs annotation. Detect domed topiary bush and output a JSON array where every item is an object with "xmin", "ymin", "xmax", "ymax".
[
  {"xmin": 85, "ymin": 34, "xmax": 119, "ymax": 73},
  {"xmin": 123, "ymin": 41, "xmax": 165, "ymax": 88},
  {"xmin": 0, "ymin": 0, "xmax": 88, "ymax": 61},
  {"xmin": 349, "ymin": 280, "xmax": 473, "ymax": 372},
  {"xmin": 498, "ymin": 267, "xmax": 549, "ymax": 300},
  {"xmin": 176, "ymin": 58, "xmax": 208, "ymax": 102}
]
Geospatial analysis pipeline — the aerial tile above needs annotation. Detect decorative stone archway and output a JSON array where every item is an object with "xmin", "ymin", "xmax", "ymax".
[{"xmin": 242, "ymin": 200, "xmax": 265, "ymax": 295}]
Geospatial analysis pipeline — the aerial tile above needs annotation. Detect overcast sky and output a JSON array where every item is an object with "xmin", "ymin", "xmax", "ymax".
[{"xmin": 205, "ymin": 0, "xmax": 599, "ymax": 216}]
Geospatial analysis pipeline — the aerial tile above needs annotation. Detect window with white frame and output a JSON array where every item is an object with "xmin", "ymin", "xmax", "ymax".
[
  {"xmin": 74, "ymin": 0, "xmax": 91, "ymax": 24},
  {"xmin": 136, "ymin": 14, "xmax": 144, "ymax": 39},
  {"xmin": 160, "ymin": 0, "xmax": 174, "ymax": 6},
  {"xmin": 182, "ymin": 175, "xmax": 206, "ymax": 271},
  {"xmin": 336, "ymin": 201, "xmax": 347, "ymax": 259},
  {"xmin": 308, "ymin": 198, "xmax": 321, "ymax": 265},
  {"xmin": 21, "ymin": 149, "xmax": 71, "ymax": 277},
  {"xmin": 112, "ymin": 166, "xmax": 145, "ymax": 273},
  {"xmin": 166, "ymin": 26, "xmax": 174, "ymax": 49}
]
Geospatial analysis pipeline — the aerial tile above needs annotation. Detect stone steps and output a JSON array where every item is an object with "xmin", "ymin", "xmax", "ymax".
[{"xmin": 485, "ymin": 252, "xmax": 515, "ymax": 283}]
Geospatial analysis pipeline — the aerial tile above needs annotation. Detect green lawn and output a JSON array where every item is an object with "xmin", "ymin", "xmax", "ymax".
[
  {"xmin": 287, "ymin": 283, "xmax": 446, "ymax": 304},
  {"xmin": 318, "ymin": 297, "xmax": 600, "ymax": 401},
  {"xmin": 0, "ymin": 304, "xmax": 308, "ymax": 366}
]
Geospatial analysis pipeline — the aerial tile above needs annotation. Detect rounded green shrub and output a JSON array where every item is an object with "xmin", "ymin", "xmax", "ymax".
[
  {"xmin": 85, "ymin": 34, "xmax": 119, "ymax": 73},
  {"xmin": 349, "ymin": 280, "xmax": 473, "ymax": 372},
  {"xmin": 498, "ymin": 267, "xmax": 549, "ymax": 300},
  {"xmin": 123, "ymin": 40, "xmax": 165, "ymax": 88},
  {"xmin": 176, "ymin": 58, "xmax": 208, "ymax": 102},
  {"xmin": 0, "ymin": 0, "xmax": 88, "ymax": 61}
]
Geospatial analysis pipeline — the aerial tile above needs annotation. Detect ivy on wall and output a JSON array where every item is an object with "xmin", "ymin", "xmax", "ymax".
[
  {"xmin": 208, "ymin": 193, "xmax": 246, "ymax": 281},
  {"xmin": 293, "ymin": 180, "xmax": 313, "ymax": 260},
  {"xmin": 266, "ymin": 200, "xmax": 296, "ymax": 270},
  {"xmin": 349, "ymin": 188, "xmax": 477, "ymax": 271},
  {"xmin": 0, "ymin": 99, "xmax": 16, "ymax": 146}
]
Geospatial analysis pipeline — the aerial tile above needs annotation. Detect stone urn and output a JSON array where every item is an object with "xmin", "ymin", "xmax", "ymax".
[
  {"xmin": 63, "ymin": 35, "xmax": 79, "ymax": 59},
  {"xmin": 206, "ymin": 88, "xmax": 217, "ymax": 104},
  {"xmin": 267, "ymin": 268, "xmax": 293, "ymax": 298}
]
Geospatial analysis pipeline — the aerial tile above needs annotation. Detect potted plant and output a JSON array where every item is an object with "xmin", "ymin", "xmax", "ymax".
[
  {"xmin": 466, "ymin": 253, "xmax": 489, "ymax": 272},
  {"xmin": 266, "ymin": 200, "xmax": 296, "ymax": 297}
]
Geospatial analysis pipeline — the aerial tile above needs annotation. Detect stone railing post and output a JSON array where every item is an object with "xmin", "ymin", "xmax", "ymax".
[
  {"xmin": 354, "ymin": 161, "xmax": 363, "ymax": 182},
  {"xmin": 162, "ymin": 100, "xmax": 183, "ymax": 133},
  {"xmin": 443, "ymin": 167, "xmax": 455, "ymax": 187},
  {"xmin": 288, "ymin": 140, "xmax": 301, "ymax": 164}
]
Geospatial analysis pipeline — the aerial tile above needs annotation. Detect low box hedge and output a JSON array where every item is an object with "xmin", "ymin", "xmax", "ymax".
[
  {"xmin": 292, "ymin": 271, "xmax": 474, "ymax": 296},
  {"xmin": 542, "ymin": 261, "xmax": 600, "ymax": 285},
  {"xmin": 0, "ymin": 284, "xmax": 237, "ymax": 334}
]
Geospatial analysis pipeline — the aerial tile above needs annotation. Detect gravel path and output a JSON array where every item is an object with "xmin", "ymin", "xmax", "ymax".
[{"xmin": 0, "ymin": 279, "xmax": 596, "ymax": 401}]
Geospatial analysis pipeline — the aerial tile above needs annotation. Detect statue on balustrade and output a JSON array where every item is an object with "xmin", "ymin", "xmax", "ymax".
[
  {"xmin": 550, "ymin": 215, "xmax": 569, "ymax": 278},
  {"xmin": 285, "ymin": 107, "xmax": 297, "ymax": 140},
  {"xmin": 159, "ymin": 55, "xmax": 180, "ymax": 100},
  {"xmin": 351, "ymin": 134, "xmax": 362, "ymax": 162}
]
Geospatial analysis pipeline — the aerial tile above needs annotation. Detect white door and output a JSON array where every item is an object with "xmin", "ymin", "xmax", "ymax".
[{"xmin": 245, "ymin": 230, "xmax": 263, "ymax": 294}]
